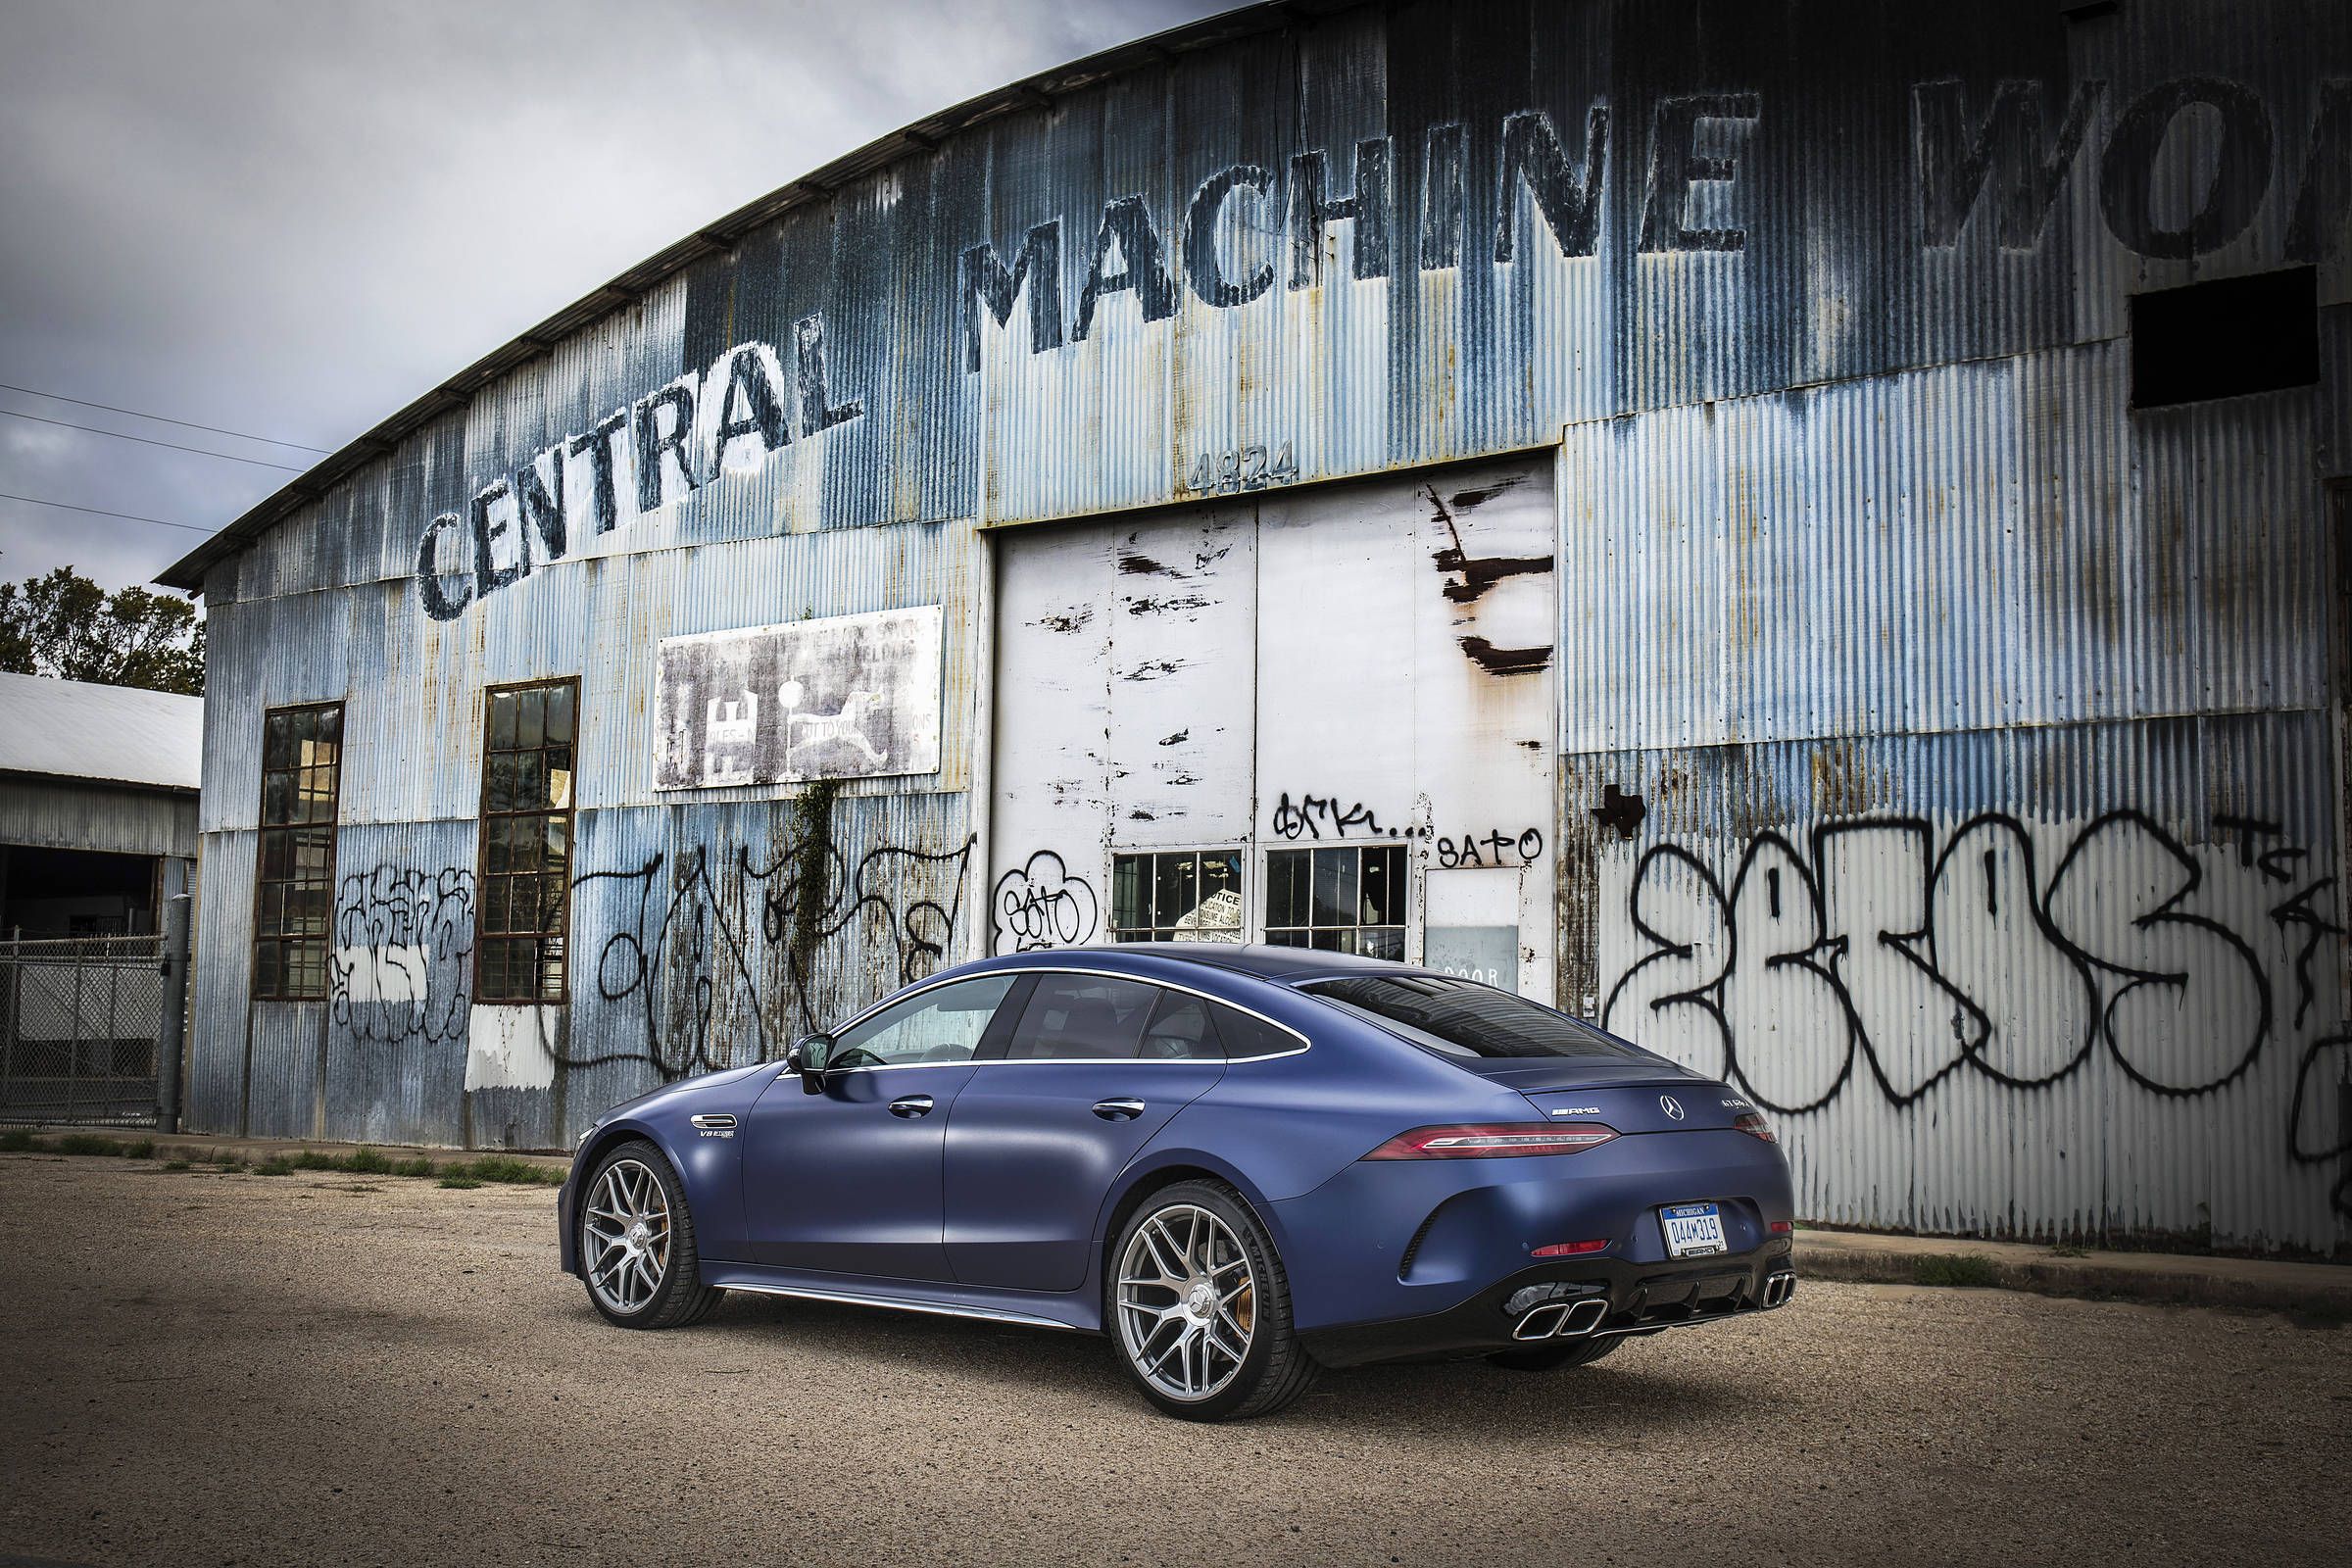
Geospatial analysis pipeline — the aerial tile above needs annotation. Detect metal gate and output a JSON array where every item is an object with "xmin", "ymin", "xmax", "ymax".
[{"xmin": 0, "ymin": 935, "xmax": 169, "ymax": 1126}]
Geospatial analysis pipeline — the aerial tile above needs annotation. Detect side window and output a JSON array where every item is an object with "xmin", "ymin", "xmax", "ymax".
[
  {"xmin": 829, "ymin": 975, "xmax": 1016, "ymax": 1068},
  {"xmin": 1004, "ymin": 973, "xmax": 1159, "ymax": 1060},
  {"xmin": 1211, "ymin": 1003, "xmax": 1299, "ymax": 1061},
  {"xmin": 1139, "ymin": 989, "xmax": 1221, "ymax": 1060}
]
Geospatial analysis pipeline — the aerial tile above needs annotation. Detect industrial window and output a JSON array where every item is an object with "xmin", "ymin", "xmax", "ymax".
[
  {"xmin": 252, "ymin": 703, "xmax": 343, "ymax": 1001},
  {"xmin": 1110, "ymin": 850, "xmax": 1244, "ymax": 942},
  {"xmin": 475, "ymin": 680, "xmax": 576, "ymax": 1004},
  {"xmin": 1264, "ymin": 845, "xmax": 1405, "ymax": 959},
  {"xmin": 2130, "ymin": 267, "xmax": 2318, "ymax": 409}
]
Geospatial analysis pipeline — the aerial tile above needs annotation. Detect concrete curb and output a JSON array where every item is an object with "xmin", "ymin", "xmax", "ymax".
[{"xmin": 1794, "ymin": 1227, "xmax": 2352, "ymax": 1318}]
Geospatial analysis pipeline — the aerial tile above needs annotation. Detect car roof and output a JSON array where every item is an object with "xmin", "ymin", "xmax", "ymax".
[{"xmin": 981, "ymin": 942, "xmax": 1408, "ymax": 983}]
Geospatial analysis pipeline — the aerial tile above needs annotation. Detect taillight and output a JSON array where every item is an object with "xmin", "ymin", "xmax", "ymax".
[
  {"xmin": 1532, "ymin": 1238, "xmax": 1610, "ymax": 1257},
  {"xmin": 1734, "ymin": 1111, "xmax": 1777, "ymax": 1143},
  {"xmin": 1362, "ymin": 1123, "xmax": 1620, "ymax": 1159}
]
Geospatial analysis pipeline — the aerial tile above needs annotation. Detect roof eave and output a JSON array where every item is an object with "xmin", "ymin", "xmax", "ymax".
[{"xmin": 155, "ymin": 0, "xmax": 1359, "ymax": 594}]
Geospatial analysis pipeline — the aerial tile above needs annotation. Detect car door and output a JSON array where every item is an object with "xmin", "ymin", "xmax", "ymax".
[
  {"xmin": 739, "ymin": 973, "xmax": 1019, "ymax": 1280},
  {"xmin": 942, "ymin": 972, "xmax": 1226, "ymax": 1292}
]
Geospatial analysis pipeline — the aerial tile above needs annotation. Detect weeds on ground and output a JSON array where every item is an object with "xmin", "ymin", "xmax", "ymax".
[
  {"xmin": 5, "ymin": 1128, "xmax": 569, "ymax": 1187},
  {"xmin": 1913, "ymin": 1253, "xmax": 1999, "ymax": 1288},
  {"xmin": 2046, "ymin": 1244, "xmax": 2091, "ymax": 1259}
]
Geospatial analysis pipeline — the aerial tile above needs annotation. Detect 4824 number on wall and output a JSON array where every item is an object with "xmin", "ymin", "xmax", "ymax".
[{"xmin": 1182, "ymin": 441, "xmax": 1298, "ymax": 496}]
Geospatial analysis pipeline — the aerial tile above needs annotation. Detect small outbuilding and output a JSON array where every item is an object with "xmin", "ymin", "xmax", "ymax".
[{"xmin": 0, "ymin": 671, "xmax": 201, "ymax": 936}]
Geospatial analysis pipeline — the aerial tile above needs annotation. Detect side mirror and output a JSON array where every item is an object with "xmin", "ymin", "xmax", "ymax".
[{"xmin": 790, "ymin": 1033, "xmax": 833, "ymax": 1095}]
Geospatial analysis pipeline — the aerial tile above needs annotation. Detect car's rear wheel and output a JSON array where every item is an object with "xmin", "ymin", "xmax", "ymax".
[
  {"xmin": 1486, "ymin": 1334, "xmax": 1623, "ymax": 1372},
  {"xmin": 579, "ymin": 1140, "xmax": 722, "ymax": 1329},
  {"xmin": 1107, "ymin": 1180, "xmax": 1318, "ymax": 1421}
]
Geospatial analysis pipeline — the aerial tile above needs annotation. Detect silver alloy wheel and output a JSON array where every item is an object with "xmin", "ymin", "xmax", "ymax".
[
  {"xmin": 583, "ymin": 1157, "xmax": 672, "ymax": 1315},
  {"xmin": 1115, "ymin": 1202, "xmax": 1256, "ymax": 1401}
]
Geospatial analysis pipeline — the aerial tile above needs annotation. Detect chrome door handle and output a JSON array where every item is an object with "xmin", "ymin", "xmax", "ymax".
[
  {"xmin": 888, "ymin": 1095, "xmax": 935, "ymax": 1118},
  {"xmin": 1092, "ymin": 1098, "xmax": 1147, "ymax": 1121}
]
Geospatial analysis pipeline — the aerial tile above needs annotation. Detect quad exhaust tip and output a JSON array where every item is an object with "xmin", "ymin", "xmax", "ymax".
[
  {"xmin": 1513, "ymin": 1296, "xmax": 1610, "ymax": 1341},
  {"xmin": 1763, "ymin": 1272, "xmax": 1796, "ymax": 1308}
]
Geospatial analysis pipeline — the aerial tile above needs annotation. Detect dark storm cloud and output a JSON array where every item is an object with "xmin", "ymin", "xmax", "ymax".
[{"xmin": 0, "ymin": 0, "xmax": 1228, "ymax": 594}]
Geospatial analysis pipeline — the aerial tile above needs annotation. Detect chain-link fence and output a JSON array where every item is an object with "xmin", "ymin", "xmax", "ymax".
[{"xmin": 0, "ymin": 935, "xmax": 168, "ymax": 1125}]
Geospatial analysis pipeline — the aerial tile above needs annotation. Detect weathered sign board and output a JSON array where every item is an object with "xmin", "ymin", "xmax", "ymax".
[{"xmin": 654, "ymin": 606, "xmax": 943, "ymax": 789}]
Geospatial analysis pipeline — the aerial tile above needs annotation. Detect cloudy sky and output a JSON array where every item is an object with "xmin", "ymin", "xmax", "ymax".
[{"xmin": 0, "ymin": 0, "xmax": 1228, "ymax": 597}]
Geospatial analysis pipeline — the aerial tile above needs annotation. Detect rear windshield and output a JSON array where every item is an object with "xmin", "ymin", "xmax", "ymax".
[{"xmin": 1303, "ymin": 974, "xmax": 1648, "ymax": 1060}]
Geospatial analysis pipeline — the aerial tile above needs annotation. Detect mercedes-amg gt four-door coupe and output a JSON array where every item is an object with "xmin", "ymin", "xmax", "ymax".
[{"xmin": 559, "ymin": 945, "xmax": 1796, "ymax": 1420}]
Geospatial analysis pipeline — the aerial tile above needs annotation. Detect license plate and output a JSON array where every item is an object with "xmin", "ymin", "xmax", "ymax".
[{"xmin": 1661, "ymin": 1201, "xmax": 1727, "ymax": 1258}]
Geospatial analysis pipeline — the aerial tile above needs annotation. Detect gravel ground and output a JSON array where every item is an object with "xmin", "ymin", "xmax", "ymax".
[{"xmin": 0, "ymin": 1152, "xmax": 2342, "ymax": 1568}]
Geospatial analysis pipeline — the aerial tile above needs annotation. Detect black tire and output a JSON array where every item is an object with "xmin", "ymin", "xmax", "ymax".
[
  {"xmin": 578, "ymin": 1139, "xmax": 723, "ymax": 1330},
  {"xmin": 1105, "ymin": 1179, "xmax": 1320, "ymax": 1421},
  {"xmin": 1486, "ymin": 1333, "xmax": 1623, "ymax": 1372}
]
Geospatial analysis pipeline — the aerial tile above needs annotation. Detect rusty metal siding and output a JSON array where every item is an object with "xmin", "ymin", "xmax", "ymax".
[
  {"xmin": 1570, "ymin": 710, "xmax": 2343, "ymax": 1247},
  {"xmin": 0, "ymin": 778, "xmax": 196, "ymax": 861},
  {"xmin": 1559, "ymin": 343, "xmax": 2327, "ymax": 757}
]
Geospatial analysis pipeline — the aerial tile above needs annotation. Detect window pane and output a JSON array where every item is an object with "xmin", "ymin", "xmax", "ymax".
[
  {"xmin": 1362, "ymin": 847, "xmax": 1400, "ymax": 925},
  {"xmin": 255, "ymin": 940, "xmax": 283, "ymax": 998},
  {"xmin": 294, "ymin": 827, "xmax": 333, "ymax": 878},
  {"xmin": 1360, "ymin": 926, "xmax": 1405, "ymax": 962},
  {"xmin": 1264, "ymin": 929, "xmax": 1307, "ymax": 948},
  {"xmin": 509, "ymin": 816, "xmax": 542, "ymax": 872},
  {"xmin": 488, "ymin": 692, "xmax": 517, "ymax": 752},
  {"xmin": 302, "ymin": 765, "xmax": 337, "ymax": 822},
  {"xmin": 545, "ymin": 750, "xmax": 573, "ymax": 809},
  {"xmin": 538, "ymin": 937, "xmax": 566, "ymax": 1001},
  {"xmin": 290, "ymin": 885, "xmax": 328, "ymax": 937},
  {"xmin": 540, "ymin": 874, "xmax": 568, "ymax": 932},
  {"xmin": 262, "ymin": 770, "xmax": 294, "ymax": 827},
  {"xmin": 1112, "ymin": 855, "xmax": 1149, "ymax": 933},
  {"xmin": 1202, "ymin": 852, "xmax": 1241, "ymax": 906},
  {"xmin": 1140, "ymin": 989, "xmax": 1218, "ymax": 1060},
  {"xmin": 1266, "ymin": 851, "xmax": 1305, "ymax": 928},
  {"xmin": 1210, "ymin": 1004, "xmax": 1296, "ymax": 1060},
  {"xmin": 475, "ymin": 939, "xmax": 508, "ymax": 1000},
  {"xmin": 263, "ymin": 711, "xmax": 293, "ymax": 770},
  {"xmin": 287, "ymin": 942, "xmax": 324, "ymax": 999},
  {"xmin": 831, "ymin": 975, "xmax": 1017, "ymax": 1066},
  {"xmin": 258, "ymin": 882, "xmax": 285, "ymax": 935},
  {"xmin": 545, "ymin": 684, "xmax": 575, "ymax": 744},
  {"xmin": 1312, "ymin": 849, "xmax": 1355, "ymax": 927},
  {"xmin": 1153, "ymin": 854, "xmax": 1198, "ymax": 931},
  {"xmin": 542, "ymin": 816, "xmax": 569, "ymax": 878},
  {"xmin": 516, "ymin": 687, "xmax": 545, "ymax": 750},
  {"xmin": 259, "ymin": 828, "xmax": 292, "ymax": 881},
  {"xmin": 313, "ymin": 706, "xmax": 341, "ymax": 752},
  {"xmin": 486, "ymin": 754, "xmax": 518, "ymax": 813},
  {"xmin": 483, "ymin": 876, "xmax": 511, "ymax": 935},
  {"xmin": 1004, "ymin": 973, "xmax": 1157, "ymax": 1060}
]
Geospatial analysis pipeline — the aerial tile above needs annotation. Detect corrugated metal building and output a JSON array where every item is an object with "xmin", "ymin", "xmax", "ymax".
[
  {"xmin": 161, "ymin": 0, "xmax": 2350, "ymax": 1251},
  {"xmin": 0, "ymin": 671, "xmax": 200, "ymax": 933}
]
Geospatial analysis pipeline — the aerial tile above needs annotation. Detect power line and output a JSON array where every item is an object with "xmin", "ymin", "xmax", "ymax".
[
  {"xmin": 0, "ymin": 407, "xmax": 310, "ymax": 471},
  {"xmin": 0, "ymin": 490, "xmax": 218, "ymax": 535},
  {"xmin": 0, "ymin": 379, "xmax": 332, "ymax": 454}
]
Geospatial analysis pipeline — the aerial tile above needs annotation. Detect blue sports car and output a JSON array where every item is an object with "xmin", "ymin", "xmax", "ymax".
[{"xmin": 558, "ymin": 946, "xmax": 1795, "ymax": 1420}]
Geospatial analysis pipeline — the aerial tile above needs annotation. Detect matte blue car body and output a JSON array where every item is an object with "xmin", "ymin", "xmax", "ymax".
[{"xmin": 559, "ymin": 945, "xmax": 1796, "ymax": 1358}]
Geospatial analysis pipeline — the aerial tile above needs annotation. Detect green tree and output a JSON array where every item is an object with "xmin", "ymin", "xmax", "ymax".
[{"xmin": 0, "ymin": 566, "xmax": 205, "ymax": 695}]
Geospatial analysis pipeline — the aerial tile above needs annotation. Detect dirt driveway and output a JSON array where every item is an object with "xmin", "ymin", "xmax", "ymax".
[{"xmin": 0, "ymin": 1152, "xmax": 2341, "ymax": 1566}]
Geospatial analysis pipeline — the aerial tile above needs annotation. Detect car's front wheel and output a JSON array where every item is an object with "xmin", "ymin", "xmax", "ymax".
[
  {"xmin": 579, "ymin": 1140, "xmax": 722, "ymax": 1329},
  {"xmin": 1107, "ymin": 1180, "xmax": 1318, "ymax": 1421}
]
